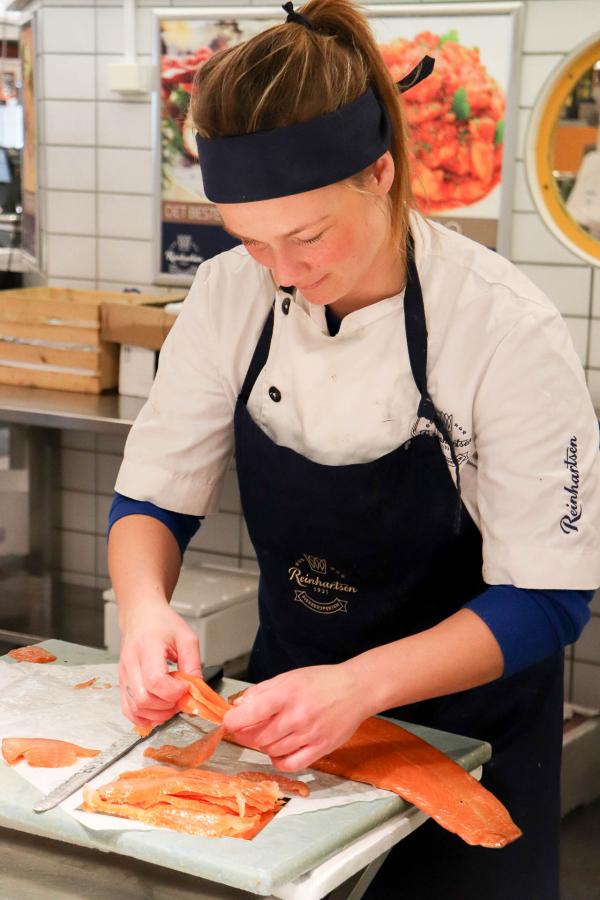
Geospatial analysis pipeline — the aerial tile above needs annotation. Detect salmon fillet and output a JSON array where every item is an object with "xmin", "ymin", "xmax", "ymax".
[
  {"xmin": 2, "ymin": 737, "xmax": 99, "ymax": 768},
  {"xmin": 224, "ymin": 689, "xmax": 520, "ymax": 848},
  {"xmin": 311, "ymin": 716, "xmax": 522, "ymax": 848},
  {"xmin": 83, "ymin": 765, "xmax": 282, "ymax": 838},
  {"xmin": 144, "ymin": 725, "xmax": 226, "ymax": 768},
  {"xmin": 8, "ymin": 646, "xmax": 56, "ymax": 664}
]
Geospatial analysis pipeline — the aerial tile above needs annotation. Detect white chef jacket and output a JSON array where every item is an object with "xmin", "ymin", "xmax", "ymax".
[{"xmin": 115, "ymin": 212, "xmax": 600, "ymax": 590}]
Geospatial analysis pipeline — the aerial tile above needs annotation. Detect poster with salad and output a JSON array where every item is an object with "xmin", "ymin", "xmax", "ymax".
[{"xmin": 154, "ymin": 6, "xmax": 521, "ymax": 284}]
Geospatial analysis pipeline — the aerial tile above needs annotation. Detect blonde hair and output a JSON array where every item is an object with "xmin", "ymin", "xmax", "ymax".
[{"xmin": 190, "ymin": 0, "xmax": 413, "ymax": 257}]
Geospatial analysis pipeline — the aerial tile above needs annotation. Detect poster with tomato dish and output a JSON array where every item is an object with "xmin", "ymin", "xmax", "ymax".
[{"xmin": 154, "ymin": 6, "xmax": 521, "ymax": 284}]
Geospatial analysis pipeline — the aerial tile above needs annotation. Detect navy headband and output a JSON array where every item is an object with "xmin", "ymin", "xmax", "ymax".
[{"xmin": 195, "ymin": 53, "xmax": 435, "ymax": 204}]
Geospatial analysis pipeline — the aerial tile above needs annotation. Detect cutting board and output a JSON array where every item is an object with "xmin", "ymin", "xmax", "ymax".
[{"xmin": 0, "ymin": 640, "xmax": 491, "ymax": 896}]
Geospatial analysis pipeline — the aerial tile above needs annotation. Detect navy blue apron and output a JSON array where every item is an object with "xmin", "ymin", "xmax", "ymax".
[{"xmin": 233, "ymin": 246, "xmax": 563, "ymax": 900}]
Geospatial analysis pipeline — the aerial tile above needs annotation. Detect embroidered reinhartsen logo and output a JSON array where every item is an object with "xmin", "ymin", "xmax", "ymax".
[{"xmin": 561, "ymin": 435, "xmax": 582, "ymax": 534}]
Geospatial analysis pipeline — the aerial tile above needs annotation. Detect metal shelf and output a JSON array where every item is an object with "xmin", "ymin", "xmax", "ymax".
[{"xmin": 0, "ymin": 385, "xmax": 145, "ymax": 433}]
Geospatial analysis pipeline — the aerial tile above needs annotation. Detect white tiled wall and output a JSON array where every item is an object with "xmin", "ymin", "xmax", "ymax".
[
  {"xmin": 31, "ymin": 0, "xmax": 600, "ymax": 706},
  {"xmin": 58, "ymin": 429, "xmax": 253, "ymax": 591}
]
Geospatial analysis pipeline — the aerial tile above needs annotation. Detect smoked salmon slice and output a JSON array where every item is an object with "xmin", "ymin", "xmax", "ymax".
[
  {"xmin": 8, "ymin": 646, "xmax": 56, "ymax": 664},
  {"xmin": 83, "ymin": 764, "xmax": 282, "ymax": 838},
  {"xmin": 94, "ymin": 766, "xmax": 281, "ymax": 816},
  {"xmin": 145, "ymin": 725, "xmax": 226, "ymax": 767},
  {"xmin": 133, "ymin": 672, "xmax": 230, "ymax": 738},
  {"xmin": 2, "ymin": 737, "xmax": 99, "ymax": 768},
  {"xmin": 238, "ymin": 771, "xmax": 310, "ymax": 798},
  {"xmin": 82, "ymin": 787, "xmax": 274, "ymax": 838},
  {"xmin": 311, "ymin": 716, "xmax": 522, "ymax": 848},
  {"xmin": 172, "ymin": 672, "xmax": 231, "ymax": 723}
]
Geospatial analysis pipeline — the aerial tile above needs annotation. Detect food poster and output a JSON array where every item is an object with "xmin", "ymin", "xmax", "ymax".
[
  {"xmin": 369, "ymin": 9, "xmax": 516, "ymax": 250},
  {"xmin": 156, "ymin": 9, "xmax": 517, "ymax": 283},
  {"xmin": 19, "ymin": 19, "xmax": 37, "ymax": 262},
  {"xmin": 158, "ymin": 16, "xmax": 278, "ymax": 283}
]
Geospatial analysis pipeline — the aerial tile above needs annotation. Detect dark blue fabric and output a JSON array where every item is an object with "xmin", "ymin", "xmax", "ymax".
[
  {"xmin": 195, "ymin": 87, "xmax": 391, "ymax": 203},
  {"xmin": 324, "ymin": 305, "xmax": 341, "ymax": 336},
  {"xmin": 106, "ymin": 506, "xmax": 593, "ymax": 676},
  {"xmin": 107, "ymin": 493, "xmax": 202, "ymax": 557},
  {"xmin": 466, "ymin": 585, "xmax": 593, "ymax": 677},
  {"xmin": 235, "ymin": 249, "xmax": 565, "ymax": 896}
]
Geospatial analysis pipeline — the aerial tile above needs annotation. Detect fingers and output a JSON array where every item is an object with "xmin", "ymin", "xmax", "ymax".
[
  {"xmin": 120, "ymin": 686, "xmax": 159, "ymax": 731},
  {"xmin": 259, "ymin": 730, "xmax": 305, "ymax": 759},
  {"xmin": 175, "ymin": 631, "xmax": 202, "ymax": 676},
  {"xmin": 119, "ymin": 636, "xmax": 186, "ymax": 725},
  {"xmin": 270, "ymin": 745, "xmax": 321, "ymax": 773},
  {"xmin": 223, "ymin": 684, "xmax": 283, "ymax": 733}
]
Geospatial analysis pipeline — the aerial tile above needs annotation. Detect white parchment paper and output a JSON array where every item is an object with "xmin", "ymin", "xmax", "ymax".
[{"xmin": 0, "ymin": 661, "xmax": 395, "ymax": 834}]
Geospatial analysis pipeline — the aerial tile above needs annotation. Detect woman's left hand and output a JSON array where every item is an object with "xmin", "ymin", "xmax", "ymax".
[{"xmin": 222, "ymin": 663, "xmax": 374, "ymax": 772}]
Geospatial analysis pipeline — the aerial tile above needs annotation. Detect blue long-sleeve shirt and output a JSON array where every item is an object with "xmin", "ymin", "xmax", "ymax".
[
  {"xmin": 108, "ymin": 492, "xmax": 593, "ymax": 678},
  {"xmin": 108, "ymin": 492, "xmax": 203, "ymax": 556}
]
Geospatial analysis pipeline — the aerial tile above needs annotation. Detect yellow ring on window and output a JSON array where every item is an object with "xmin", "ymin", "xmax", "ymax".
[{"xmin": 526, "ymin": 35, "xmax": 600, "ymax": 265}]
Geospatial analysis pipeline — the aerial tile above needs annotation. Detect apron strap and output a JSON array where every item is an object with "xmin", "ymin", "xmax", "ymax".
[
  {"xmin": 239, "ymin": 302, "xmax": 275, "ymax": 405},
  {"xmin": 404, "ymin": 234, "xmax": 463, "ymax": 531}
]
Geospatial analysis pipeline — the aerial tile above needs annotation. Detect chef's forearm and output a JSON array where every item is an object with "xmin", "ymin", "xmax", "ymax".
[
  {"xmin": 108, "ymin": 515, "xmax": 182, "ymax": 631},
  {"xmin": 342, "ymin": 608, "xmax": 504, "ymax": 716}
]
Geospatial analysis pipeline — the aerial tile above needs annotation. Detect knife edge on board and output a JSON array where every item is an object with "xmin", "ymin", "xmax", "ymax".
[{"xmin": 32, "ymin": 664, "xmax": 224, "ymax": 813}]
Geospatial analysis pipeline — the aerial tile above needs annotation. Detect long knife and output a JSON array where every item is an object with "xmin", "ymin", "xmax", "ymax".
[{"xmin": 32, "ymin": 665, "xmax": 224, "ymax": 813}]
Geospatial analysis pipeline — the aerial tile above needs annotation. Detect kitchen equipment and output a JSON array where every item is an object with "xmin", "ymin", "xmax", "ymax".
[{"xmin": 103, "ymin": 565, "xmax": 259, "ymax": 667}]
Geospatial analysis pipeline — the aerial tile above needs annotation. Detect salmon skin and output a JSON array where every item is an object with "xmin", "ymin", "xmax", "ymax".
[
  {"xmin": 311, "ymin": 716, "xmax": 522, "ymax": 848},
  {"xmin": 83, "ymin": 764, "xmax": 282, "ymax": 838},
  {"xmin": 2, "ymin": 738, "xmax": 100, "ymax": 768},
  {"xmin": 8, "ymin": 646, "xmax": 56, "ymax": 664}
]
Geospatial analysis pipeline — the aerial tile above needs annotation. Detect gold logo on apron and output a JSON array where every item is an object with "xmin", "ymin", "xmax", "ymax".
[
  {"xmin": 293, "ymin": 591, "xmax": 348, "ymax": 614},
  {"xmin": 288, "ymin": 555, "xmax": 357, "ymax": 615}
]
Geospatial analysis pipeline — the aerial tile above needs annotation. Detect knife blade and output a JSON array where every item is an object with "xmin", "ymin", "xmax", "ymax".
[
  {"xmin": 32, "ymin": 664, "xmax": 224, "ymax": 813},
  {"xmin": 32, "ymin": 730, "xmax": 145, "ymax": 813}
]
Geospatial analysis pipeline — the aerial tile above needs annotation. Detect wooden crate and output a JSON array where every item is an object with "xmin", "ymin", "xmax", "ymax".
[{"xmin": 0, "ymin": 287, "xmax": 170, "ymax": 394}]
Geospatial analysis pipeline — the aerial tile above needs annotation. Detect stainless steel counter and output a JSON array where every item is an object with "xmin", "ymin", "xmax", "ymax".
[
  {"xmin": 0, "ymin": 385, "xmax": 145, "ymax": 434},
  {"xmin": 0, "ymin": 386, "xmax": 145, "ymax": 647}
]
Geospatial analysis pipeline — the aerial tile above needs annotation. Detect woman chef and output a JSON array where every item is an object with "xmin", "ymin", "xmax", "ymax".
[{"xmin": 108, "ymin": 2, "xmax": 600, "ymax": 897}]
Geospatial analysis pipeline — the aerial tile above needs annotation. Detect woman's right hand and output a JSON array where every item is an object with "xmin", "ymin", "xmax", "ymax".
[{"xmin": 118, "ymin": 601, "xmax": 202, "ymax": 732}]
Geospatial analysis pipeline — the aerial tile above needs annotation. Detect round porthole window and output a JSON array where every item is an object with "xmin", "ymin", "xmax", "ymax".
[{"xmin": 526, "ymin": 33, "xmax": 600, "ymax": 265}]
